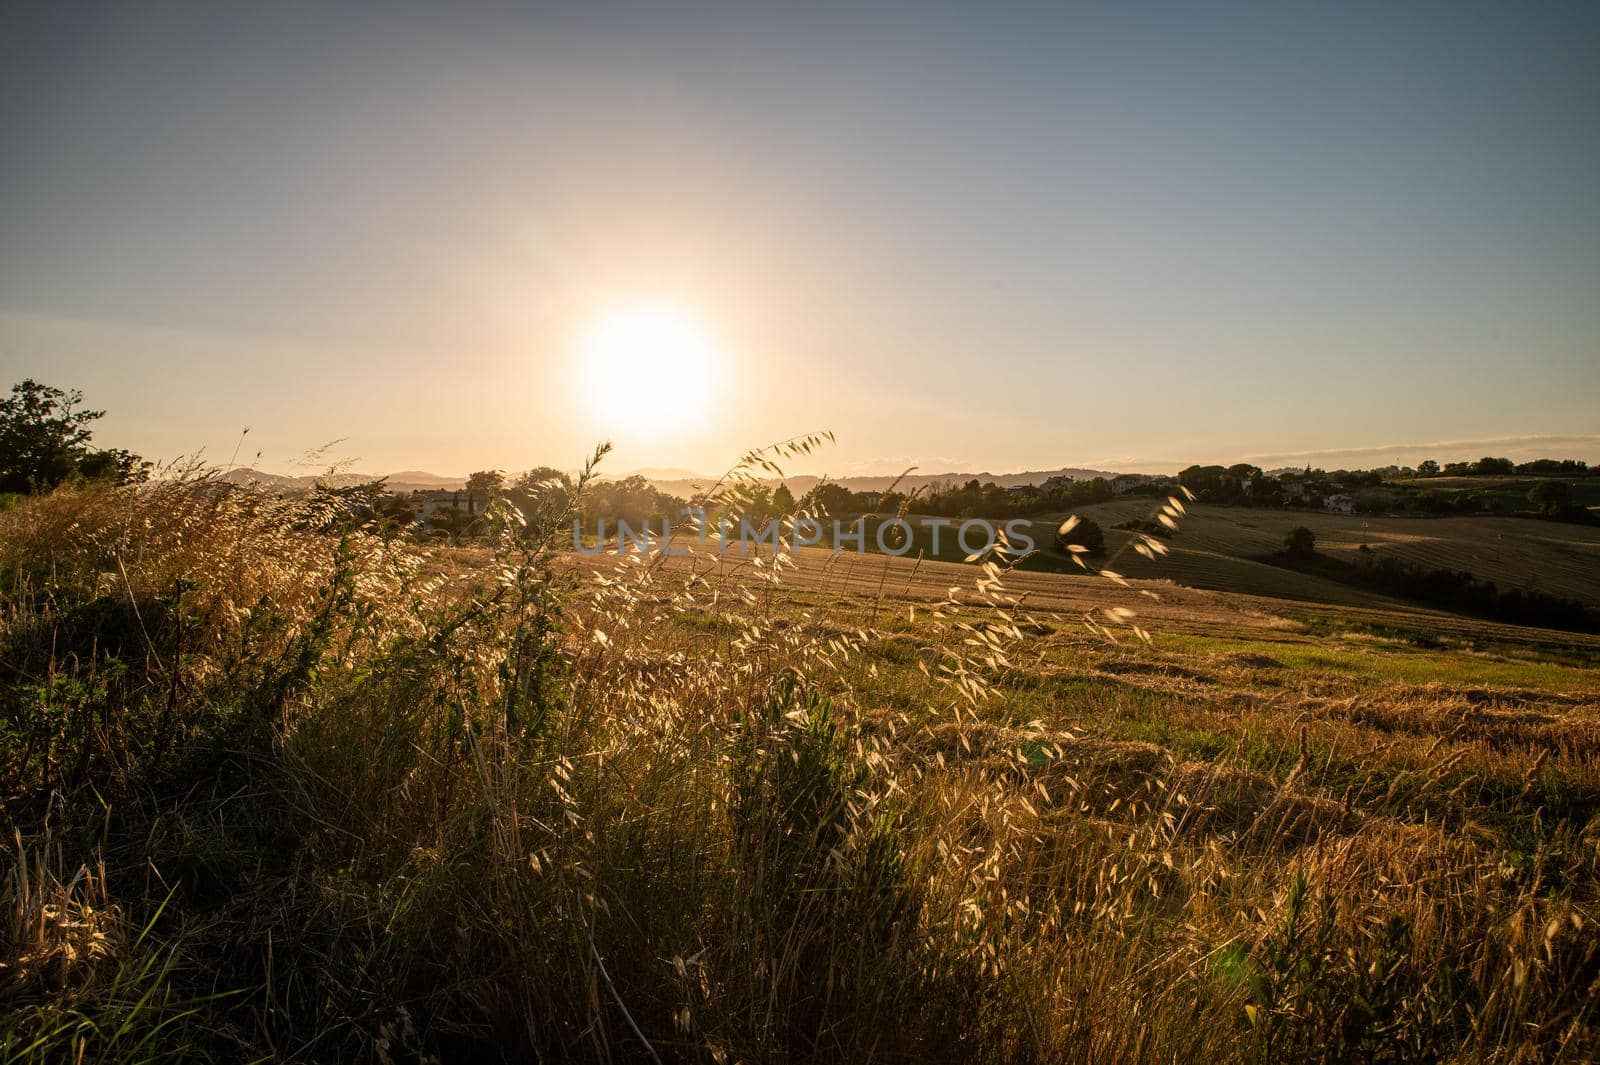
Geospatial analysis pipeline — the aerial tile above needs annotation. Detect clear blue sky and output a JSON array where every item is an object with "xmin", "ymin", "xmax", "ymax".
[{"xmin": 2, "ymin": 2, "xmax": 1597, "ymax": 476}]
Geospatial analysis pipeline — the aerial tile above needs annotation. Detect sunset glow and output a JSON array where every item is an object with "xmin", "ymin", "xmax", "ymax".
[{"xmin": 578, "ymin": 305, "xmax": 718, "ymax": 437}]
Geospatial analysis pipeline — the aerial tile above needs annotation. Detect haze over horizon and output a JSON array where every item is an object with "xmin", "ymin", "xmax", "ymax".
[
  {"xmin": 211, "ymin": 428, "xmax": 1600, "ymax": 486},
  {"xmin": 4, "ymin": 2, "xmax": 1597, "ymax": 477}
]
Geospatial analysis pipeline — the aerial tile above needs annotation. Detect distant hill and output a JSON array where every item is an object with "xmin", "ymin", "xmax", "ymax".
[
  {"xmin": 382, "ymin": 470, "xmax": 467, "ymax": 490},
  {"xmin": 630, "ymin": 467, "xmax": 1117, "ymax": 500},
  {"xmin": 216, "ymin": 464, "xmax": 1123, "ymax": 500},
  {"xmin": 1012, "ymin": 500, "xmax": 1600, "ymax": 609},
  {"xmin": 220, "ymin": 468, "xmax": 465, "ymax": 493}
]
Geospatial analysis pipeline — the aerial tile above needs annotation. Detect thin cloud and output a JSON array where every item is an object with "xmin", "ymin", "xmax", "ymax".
[{"xmin": 1239, "ymin": 435, "xmax": 1600, "ymax": 468}]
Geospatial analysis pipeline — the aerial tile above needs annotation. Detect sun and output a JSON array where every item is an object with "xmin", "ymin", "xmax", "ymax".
[{"xmin": 578, "ymin": 305, "xmax": 718, "ymax": 435}]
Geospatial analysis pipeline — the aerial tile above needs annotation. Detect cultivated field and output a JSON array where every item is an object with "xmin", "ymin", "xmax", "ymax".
[
  {"xmin": 3, "ymin": 478, "xmax": 1597, "ymax": 1063},
  {"xmin": 994, "ymin": 503, "xmax": 1600, "ymax": 608}
]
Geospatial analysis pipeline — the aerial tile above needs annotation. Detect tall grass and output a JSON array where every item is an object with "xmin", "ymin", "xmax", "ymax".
[{"xmin": 1, "ymin": 453, "xmax": 1594, "ymax": 1062}]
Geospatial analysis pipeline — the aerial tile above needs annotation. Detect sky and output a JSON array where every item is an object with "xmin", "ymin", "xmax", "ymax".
[{"xmin": 2, "ymin": 2, "xmax": 1597, "ymax": 478}]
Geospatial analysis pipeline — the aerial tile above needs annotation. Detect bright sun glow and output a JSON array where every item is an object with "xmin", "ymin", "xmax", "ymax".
[{"xmin": 579, "ymin": 305, "xmax": 718, "ymax": 435}]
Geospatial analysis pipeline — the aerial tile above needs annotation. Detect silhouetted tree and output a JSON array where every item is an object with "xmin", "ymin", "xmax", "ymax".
[
  {"xmin": 803, "ymin": 482, "xmax": 857, "ymax": 515},
  {"xmin": 1517, "ymin": 459, "xmax": 1588, "ymax": 475},
  {"xmin": 508, "ymin": 466, "xmax": 574, "ymax": 532},
  {"xmin": 1284, "ymin": 526, "xmax": 1316, "ymax": 556},
  {"xmin": 1528, "ymin": 480, "xmax": 1571, "ymax": 515},
  {"xmin": 465, "ymin": 470, "xmax": 505, "ymax": 515},
  {"xmin": 772, "ymin": 482, "xmax": 797, "ymax": 515},
  {"xmin": 0, "ymin": 379, "xmax": 148, "ymax": 493},
  {"xmin": 74, "ymin": 447, "xmax": 146, "ymax": 485},
  {"xmin": 1056, "ymin": 517, "xmax": 1105, "ymax": 556},
  {"xmin": 578, "ymin": 475, "xmax": 682, "ymax": 531}
]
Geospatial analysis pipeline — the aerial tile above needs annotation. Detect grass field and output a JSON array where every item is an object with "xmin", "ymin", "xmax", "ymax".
[
  {"xmin": 3, "ymin": 477, "xmax": 1598, "ymax": 1062},
  {"xmin": 846, "ymin": 503, "xmax": 1600, "ymax": 610},
  {"xmin": 1079, "ymin": 502, "xmax": 1600, "ymax": 603}
]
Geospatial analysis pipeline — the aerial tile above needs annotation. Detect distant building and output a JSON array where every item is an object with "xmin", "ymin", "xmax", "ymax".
[
  {"xmin": 1042, "ymin": 475, "xmax": 1074, "ymax": 491},
  {"xmin": 1112, "ymin": 473, "xmax": 1148, "ymax": 495},
  {"xmin": 1007, "ymin": 484, "xmax": 1034, "ymax": 495},
  {"xmin": 1281, "ymin": 480, "xmax": 1306, "ymax": 499},
  {"xmin": 1324, "ymin": 493, "xmax": 1354, "ymax": 514},
  {"xmin": 412, "ymin": 489, "xmax": 465, "ymax": 518}
]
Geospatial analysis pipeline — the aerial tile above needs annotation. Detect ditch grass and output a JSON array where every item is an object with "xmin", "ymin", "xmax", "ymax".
[{"xmin": 2, "ymin": 471, "xmax": 1597, "ymax": 1062}]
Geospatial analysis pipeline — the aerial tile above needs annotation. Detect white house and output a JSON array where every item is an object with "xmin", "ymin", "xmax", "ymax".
[{"xmin": 412, "ymin": 489, "xmax": 466, "ymax": 518}]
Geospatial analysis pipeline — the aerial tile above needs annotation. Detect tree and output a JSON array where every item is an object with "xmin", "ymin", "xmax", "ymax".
[
  {"xmin": 1284, "ymin": 526, "xmax": 1316, "ymax": 556},
  {"xmin": 465, "ymin": 470, "xmax": 505, "ymax": 515},
  {"xmin": 731, "ymin": 483, "xmax": 773, "ymax": 522},
  {"xmin": 0, "ymin": 379, "xmax": 147, "ymax": 493},
  {"xmin": 1416, "ymin": 460, "xmax": 1440, "ymax": 477},
  {"xmin": 579, "ymin": 475, "xmax": 682, "ymax": 531},
  {"xmin": 1056, "ymin": 517, "xmax": 1105, "ymax": 556},
  {"xmin": 771, "ymin": 482, "xmax": 797, "ymax": 516},
  {"xmin": 1178, "ymin": 465, "xmax": 1231, "ymax": 501},
  {"xmin": 310, "ymin": 478, "xmax": 389, "ymax": 531},
  {"xmin": 75, "ymin": 447, "xmax": 146, "ymax": 484},
  {"xmin": 1080, "ymin": 477, "xmax": 1114, "ymax": 504},
  {"xmin": 1518, "ymin": 459, "xmax": 1587, "ymax": 475},
  {"xmin": 370, "ymin": 491, "xmax": 421, "ymax": 534},
  {"xmin": 508, "ymin": 466, "xmax": 574, "ymax": 532},
  {"xmin": 802, "ymin": 482, "xmax": 856, "ymax": 515},
  {"xmin": 1472, "ymin": 456, "xmax": 1515, "ymax": 476},
  {"xmin": 1528, "ymin": 480, "xmax": 1571, "ymax": 515}
]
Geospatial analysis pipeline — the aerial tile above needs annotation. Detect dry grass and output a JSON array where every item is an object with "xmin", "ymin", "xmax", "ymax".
[
  {"xmin": 1, "ymin": 459, "xmax": 1596, "ymax": 1062},
  {"xmin": 1008, "ymin": 501, "xmax": 1600, "ymax": 608}
]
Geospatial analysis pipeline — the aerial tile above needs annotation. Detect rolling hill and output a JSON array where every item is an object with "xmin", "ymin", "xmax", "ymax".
[
  {"xmin": 1019, "ymin": 501, "xmax": 1600, "ymax": 608},
  {"xmin": 634, "ymin": 466, "xmax": 1116, "ymax": 500},
  {"xmin": 843, "ymin": 503, "xmax": 1600, "ymax": 611},
  {"xmin": 220, "ymin": 468, "xmax": 465, "ymax": 493}
]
